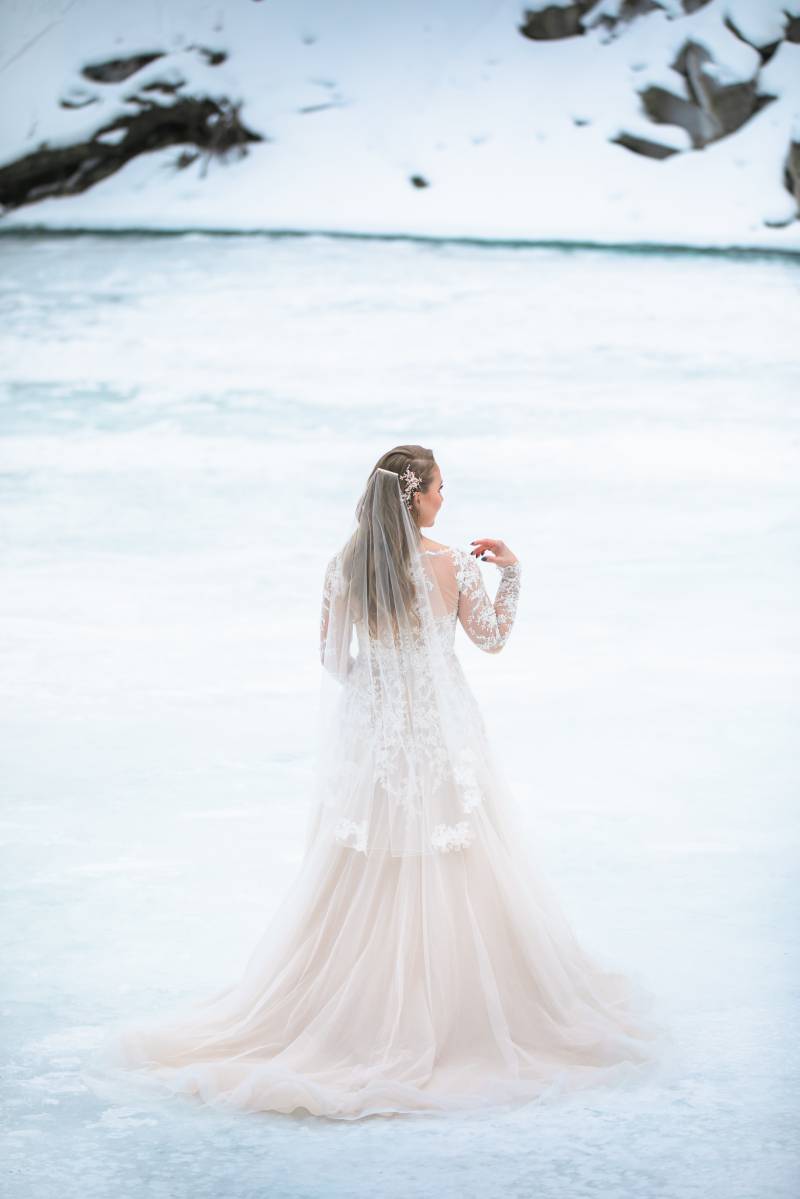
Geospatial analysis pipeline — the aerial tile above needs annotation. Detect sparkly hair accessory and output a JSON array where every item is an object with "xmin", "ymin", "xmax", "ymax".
[{"xmin": 399, "ymin": 465, "xmax": 422, "ymax": 507}]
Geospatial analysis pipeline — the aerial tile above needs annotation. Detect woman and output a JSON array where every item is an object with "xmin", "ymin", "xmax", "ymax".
[{"xmin": 84, "ymin": 444, "xmax": 672, "ymax": 1120}]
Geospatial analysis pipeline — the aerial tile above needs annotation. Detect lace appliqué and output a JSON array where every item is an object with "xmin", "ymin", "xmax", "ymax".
[
  {"xmin": 456, "ymin": 552, "xmax": 521, "ymax": 654},
  {"xmin": 431, "ymin": 821, "xmax": 475, "ymax": 852},
  {"xmin": 453, "ymin": 744, "xmax": 483, "ymax": 813},
  {"xmin": 334, "ymin": 817, "xmax": 367, "ymax": 854}
]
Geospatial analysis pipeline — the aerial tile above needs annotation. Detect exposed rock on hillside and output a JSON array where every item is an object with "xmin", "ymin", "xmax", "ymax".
[
  {"xmin": 519, "ymin": 2, "xmax": 595, "ymax": 40},
  {"xmin": 0, "ymin": 48, "xmax": 261, "ymax": 212},
  {"xmin": 635, "ymin": 39, "xmax": 775, "ymax": 149},
  {"xmin": 785, "ymin": 137, "xmax": 800, "ymax": 213}
]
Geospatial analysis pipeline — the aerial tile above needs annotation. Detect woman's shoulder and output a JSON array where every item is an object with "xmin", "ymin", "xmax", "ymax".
[
  {"xmin": 420, "ymin": 544, "xmax": 476, "ymax": 595},
  {"xmin": 420, "ymin": 543, "xmax": 477, "ymax": 565},
  {"xmin": 420, "ymin": 541, "xmax": 474, "ymax": 559},
  {"xmin": 421, "ymin": 542, "xmax": 470, "ymax": 570}
]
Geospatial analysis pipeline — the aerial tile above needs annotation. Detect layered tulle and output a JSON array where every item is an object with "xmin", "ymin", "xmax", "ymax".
[{"xmin": 83, "ymin": 758, "xmax": 674, "ymax": 1121}]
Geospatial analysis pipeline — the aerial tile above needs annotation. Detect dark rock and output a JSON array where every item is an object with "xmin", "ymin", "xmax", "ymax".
[
  {"xmin": 0, "ymin": 96, "xmax": 263, "ymax": 212},
  {"xmin": 518, "ymin": 3, "xmax": 593, "ymax": 41},
  {"xmin": 671, "ymin": 37, "xmax": 713, "ymax": 81},
  {"xmin": 59, "ymin": 93, "xmax": 98, "ymax": 110},
  {"xmin": 175, "ymin": 150, "xmax": 200, "ymax": 170},
  {"xmin": 139, "ymin": 80, "xmax": 185, "ymax": 96},
  {"xmin": 681, "ymin": 0, "xmax": 712, "ymax": 12},
  {"xmin": 638, "ymin": 40, "xmax": 778, "ymax": 150},
  {"xmin": 410, "ymin": 175, "xmax": 430, "ymax": 188},
  {"xmin": 611, "ymin": 131, "xmax": 682, "ymax": 158},
  {"xmin": 587, "ymin": 0, "xmax": 663, "ymax": 31},
  {"xmin": 192, "ymin": 46, "xmax": 228, "ymax": 66},
  {"xmin": 298, "ymin": 102, "xmax": 341, "ymax": 114},
  {"xmin": 618, "ymin": 0, "xmax": 663, "ymax": 16},
  {"xmin": 785, "ymin": 13, "xmax": 800, "ymax": 43},
  {"xmin": 639, "ymin": 84, "xmax": 718, "ymax": 147},
  {"xmin": 82, "ymin": 52, "xmax": 164, "ymax": 83},
  {"xmin": 784, "ymin": 140, "xmax": 800, "ymax": 214},
  {"xmin": 677, "ymin": 40, "xmax": 763, "ymax": 139}
]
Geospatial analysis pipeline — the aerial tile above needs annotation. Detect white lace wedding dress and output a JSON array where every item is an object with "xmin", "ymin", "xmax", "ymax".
[{"xmin": 85, "ymin": 545, "xmax": 672, "ymax": 1120}]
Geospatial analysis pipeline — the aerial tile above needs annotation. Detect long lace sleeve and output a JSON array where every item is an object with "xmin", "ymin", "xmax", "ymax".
[
  {"xmin": 319, "ymin": 554, "xmax": 354, "ymax": 680},
  {"xmin": 455, "ymin": 551, "xmax": 522, "ymax": 654}
]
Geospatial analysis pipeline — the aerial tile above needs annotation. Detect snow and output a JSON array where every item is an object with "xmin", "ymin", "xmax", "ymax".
[
  {"xmin": 0, "ymin": 231, "xmax": 798, "ymax": 1196},
  {"xmin": 653, "ymin": 0, "xmax": 763, "ymax": 81},
  {"xmin": 0, "ymin": 0, "xmax": 798, "ymax": 251},
  {"xmin": 728, "ymin": 0, "xmax": 800, "ymax": 47},
  {"xmin": 729, "ymin": 0, "xmax": 791, "ymax": 44}
]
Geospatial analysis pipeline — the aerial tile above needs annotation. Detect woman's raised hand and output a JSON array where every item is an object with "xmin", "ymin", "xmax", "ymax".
[{"xmin": 470, "ymin": 538, "xmax": 519, "ymax": 568}]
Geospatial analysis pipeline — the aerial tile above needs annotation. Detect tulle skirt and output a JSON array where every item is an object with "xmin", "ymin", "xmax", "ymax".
[{"xmin": 82, "ymin": 775, "xmax": 676, "ymax": 1121}]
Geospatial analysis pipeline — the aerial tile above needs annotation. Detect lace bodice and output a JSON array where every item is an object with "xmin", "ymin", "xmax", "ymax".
[
  {"xmin": 316, "ymin": 544, "xmax": 522, "ymax": 855},
  {"xmin": 319, "ymin": 546, "xmax": 521, "ymax": 667}
]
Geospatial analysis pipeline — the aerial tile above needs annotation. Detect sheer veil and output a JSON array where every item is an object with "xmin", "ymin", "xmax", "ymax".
[{"xmin": 313, "ymin": 466, "xmax": 490, "ymax": 858}]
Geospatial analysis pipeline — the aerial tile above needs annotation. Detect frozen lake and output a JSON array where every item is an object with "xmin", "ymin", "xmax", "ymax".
[{"xmin": 1, "ymin": 232, "xmax": 798, "ymax": 1197}]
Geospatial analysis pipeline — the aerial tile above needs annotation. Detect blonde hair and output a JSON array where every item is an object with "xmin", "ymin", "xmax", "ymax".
[{"xmin": 343, "ymin": 445, "xmax": 436, "ymax": 639}]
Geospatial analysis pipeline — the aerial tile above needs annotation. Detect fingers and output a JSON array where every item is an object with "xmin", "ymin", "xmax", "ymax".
[{"xmin": 470, "ymin": 538, "xmax": 510, "ymax": 565}]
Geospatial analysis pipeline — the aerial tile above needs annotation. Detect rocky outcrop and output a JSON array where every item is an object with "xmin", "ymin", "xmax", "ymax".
[
  {"xmin": 636, "ymin": 39, "xmax": 776, "ymax": 150},
  {"xmin": 637, "ymin": 84, "xmax": 718, "ymax": 148},
  {"xmin": 0, "ymin": 45, "xmax": 261, "ymax": 212},
  {"xmin": 676, "ymin": 40, "xmax": 774, "ymax": 138},
  {"xmin": 519, "ymin": 0, "xmax": 714, "ymax": 38},
  {"xmin": 518, "ymin": 2, "xmax": 594, "ymax": 41},
  {"xmin": 587, "ymin": 0, "xmax": 663, "ymax": 38},
  {"xmin": 585, "ymin": 0, "xmax": 711, "ymax": 39},
  {"xmin": 514, "ymin": 0, "xmax": 799, "ymax": 228},
  {"xmin": 785, "ymin": 139, "xmax": 800, "ymax": 214},
  {"xmin": 609, "ymin": 131, "xmax": 681, "ymax": 159},
  {"xmin": 0, "ymin": 96, "xmax": 262, "ymax": 211},
  {"xmin": 82, "ymin": 52, "xmax": 165, "ymax": 83},
  {"xmin": 520, "ymin": 3, "xmax": 783, "ymax": 157}
]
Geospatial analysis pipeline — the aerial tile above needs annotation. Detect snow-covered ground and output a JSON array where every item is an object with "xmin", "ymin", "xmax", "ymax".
[
  {"xmin": 1, "ymin": 0, "xmax": 800, "ymax": 251},
  {"xmin": 0, "ymin": 231, "xmax": 798, "ymax": 1196}
]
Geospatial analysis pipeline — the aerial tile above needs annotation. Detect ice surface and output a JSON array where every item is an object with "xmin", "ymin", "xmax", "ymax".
[{"xmin": 0, "ymin": 232, "xmax": 798, "ymax": 1197}]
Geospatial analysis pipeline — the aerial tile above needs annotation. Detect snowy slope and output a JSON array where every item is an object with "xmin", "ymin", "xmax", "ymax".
[{"xmin": 0, "ymin": 0, "xmax": 799, "ymax": 250}]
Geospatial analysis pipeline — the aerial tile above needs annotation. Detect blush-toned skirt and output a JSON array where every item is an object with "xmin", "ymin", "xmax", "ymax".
[{"xmin": 82, "ymin": 767, "xmax": 676, "ymax": 1121}]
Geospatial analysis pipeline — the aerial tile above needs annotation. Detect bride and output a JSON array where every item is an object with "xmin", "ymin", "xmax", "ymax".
[{"xmin": 84, "ymin": 444, "xmax": 673, "ymax": 1120}]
